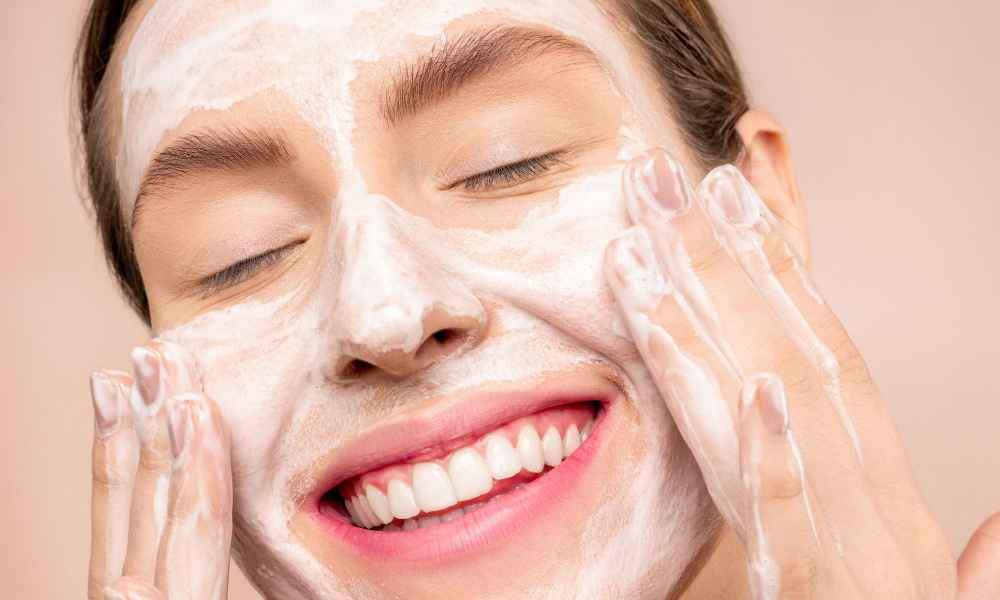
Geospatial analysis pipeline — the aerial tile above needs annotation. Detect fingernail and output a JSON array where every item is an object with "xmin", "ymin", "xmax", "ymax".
[
  {"xmin": 606, "ymin": 228, "xmax": 671, "ymax": 314},
  {"xmin": 740, "ymin": 374, "xmax": 789, "ymax": 435},
  {"xmin": 759, "ymin": 376, "xmax": 789, "ymax": 434},
  {"xmin": 638, "ymin": 150, "xmax": 693, "ymax": 216},
  {"xmin": 90, "ymin": 371, "xmax": 122, "ymax": 436},
  {"xmin": 702, "ymin": 166, "xmax": 760, "ymax": 227},
  {"xmin": 153, "ymin": 339, "xmax": 201, "ymax": 393},
  {"xmin": 130, "ymin": 346, "xmax": 163, "ymax": 409},
  {"xmin": 167, "ymin": 397, "xmax": 195, "ymax": 459},
  {"xmin": 743, "ymin": 374, "xmax": 789, "ymax": 435}
]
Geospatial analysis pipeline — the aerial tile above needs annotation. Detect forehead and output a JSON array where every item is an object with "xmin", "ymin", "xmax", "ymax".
[{"xmin": 115, "ymin": 0, "xmax": 639, "ymax": 208}]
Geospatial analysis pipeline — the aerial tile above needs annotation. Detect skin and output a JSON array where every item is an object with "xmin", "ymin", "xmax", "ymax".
[{"xmin": 86, "ymin": 1, "xmax": 1000, "ymax": 599}]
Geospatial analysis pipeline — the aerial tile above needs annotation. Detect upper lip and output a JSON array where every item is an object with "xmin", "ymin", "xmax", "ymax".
[{"xmin": 302, "ymin": 366, "xmax": 622, "ymax": 509}]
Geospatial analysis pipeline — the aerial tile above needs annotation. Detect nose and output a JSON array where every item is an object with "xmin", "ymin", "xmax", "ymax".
[
  {"xmin": 327, "ymin": 196, "xmax": 487, "ymax": 381},
  {"xmin": 335, "ymin": 304, "xmax": 484, "ymax": 379}
]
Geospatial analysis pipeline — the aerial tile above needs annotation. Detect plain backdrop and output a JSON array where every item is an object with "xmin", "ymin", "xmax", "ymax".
[{"xmin": 2, "ymin": 1, "xmax": 997, "ymax": 597}]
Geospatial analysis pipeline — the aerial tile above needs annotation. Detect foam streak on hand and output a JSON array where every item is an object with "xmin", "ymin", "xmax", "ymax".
[
  {"xmin": 88, "ymin": 340, "xmax": 233, "ymax": 600},
  {"xmin": 604, "ymin": 149, "xmax": 997, "ymax": 599}
]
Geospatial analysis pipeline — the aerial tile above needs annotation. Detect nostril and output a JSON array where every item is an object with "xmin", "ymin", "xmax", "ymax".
[
  {"xmin": 333, "ymin": 327, "xmax": 473, "ymax": 381},
  {"xmin": 342, "ymin": 359, "xmax": 375, "ymax": 379},
  {"xmin": 432, "ymin": 328, "xmax": 456, "ymax": 345},
  {"xmin": 414, "ymin": 328, "xmax": 465, "ymax": 362}
]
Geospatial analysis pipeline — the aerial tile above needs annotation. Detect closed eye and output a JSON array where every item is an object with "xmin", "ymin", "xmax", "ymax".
[
  {"xmin": 448, "ymin": 151, "xmax": 568, "ymax": 193},
  {"xmin": 196, "ymin": 240, "xmax": 304, "ymax": 295}
]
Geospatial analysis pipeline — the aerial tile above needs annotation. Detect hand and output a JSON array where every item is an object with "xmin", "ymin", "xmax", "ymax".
[
  {"xmin": 88, "ymin": 341, "xmax": 233, "ymax": 600},
  {"xmin": 604, "ymin": 149, "xmax": 1000, "ymax": 599}
]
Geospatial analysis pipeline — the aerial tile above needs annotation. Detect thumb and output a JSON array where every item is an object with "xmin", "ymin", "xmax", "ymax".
[{"xmin": 958, "ymin": 512, "xmax": 1000, "ymax": 600}]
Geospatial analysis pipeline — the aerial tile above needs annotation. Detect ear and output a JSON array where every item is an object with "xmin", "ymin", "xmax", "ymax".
[{"xmin": 734, "ymin": 110, "xmax": 810, "ymax": 265}]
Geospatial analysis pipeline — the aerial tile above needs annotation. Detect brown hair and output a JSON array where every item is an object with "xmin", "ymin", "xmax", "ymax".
[{"xmin": 74, "ymin": 0, "xmax": 748, "ymax": 324}]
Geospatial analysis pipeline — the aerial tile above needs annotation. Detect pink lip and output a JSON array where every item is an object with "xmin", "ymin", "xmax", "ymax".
[{"xmin": 302, "ymin": 371, "xmax": 622, "ymax": 564}]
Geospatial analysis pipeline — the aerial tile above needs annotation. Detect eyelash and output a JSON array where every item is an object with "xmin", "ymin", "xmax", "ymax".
[
  {"xmin": 196, "ymin": 154, "xmax": 564, "ymax": 294},
  {"xmin": 456, "ymin": 152, "xmax": 567, "ymax": 193},
  {"xmin": 198, "ymin": 242, "xmax": 300, "ymax": 294}
]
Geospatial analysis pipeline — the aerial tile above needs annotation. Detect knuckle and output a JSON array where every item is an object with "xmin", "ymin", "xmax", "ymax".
[
  {"xmin": 91, "ymin": 464, "xmax": 135, "ymax": 487},
  {"xmin": 103, "ymin": 576, "xmax": 163, "ymax": 600},
  {"xmin": 763, "ymin": 454, "xmax": 804, "ymax": 501},
  {"xmin": 780, "ymin": 368, "xmax": 815, "ymax": 398},
  {"xmin": 768, "ymin": 244, "xmax": 799, "ymax": 279},
  {"xmin": 779, "ymin": 552, "xmax": 820, "ymax": 596},
  {"xmin": 138, "ymin": 449, "xmax": 173, "ymax": 473},
  {"xmin": 690, "ymin": 242, "xmax": 731, "ymax": 276}
]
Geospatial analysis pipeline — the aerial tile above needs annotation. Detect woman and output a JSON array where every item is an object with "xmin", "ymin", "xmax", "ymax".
[{"xmin": 76, "ymin": 0, "xmax": 1000, "ymax": 598}]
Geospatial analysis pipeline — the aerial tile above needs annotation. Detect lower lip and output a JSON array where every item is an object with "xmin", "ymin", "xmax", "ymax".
[{"xmin": 310, "ymin": 398, "xmax": 615, "ymax": 564}]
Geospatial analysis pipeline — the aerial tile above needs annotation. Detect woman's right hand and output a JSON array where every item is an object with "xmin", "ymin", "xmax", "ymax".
[
  {"xmin": 88, "ymin": 341, "xmax": 233, "ymax": 600},
  {"xmin": 605, "ymin": 149, "xmax": 1000, "ymax": 599}
]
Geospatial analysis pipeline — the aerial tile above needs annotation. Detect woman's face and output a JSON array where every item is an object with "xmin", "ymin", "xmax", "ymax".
[{"xmin": 114, "ymin": 0, "xmax": 717, "ymax": 597}]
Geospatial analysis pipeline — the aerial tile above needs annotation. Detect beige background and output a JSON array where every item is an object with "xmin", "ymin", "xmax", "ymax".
[{"xmin": 2, "ymin": 1, "xmax": 997, "ymax": 597}]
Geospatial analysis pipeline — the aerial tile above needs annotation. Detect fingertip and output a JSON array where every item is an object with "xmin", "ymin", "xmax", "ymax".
[
  {"xmin": 958, "ymin": 512, "xmax": 1000, "ymax": 598},
  {"xmin": 129, "ymin": 345, "xmax": 163, "ymax": 413},
  {"xmin": 166, "ymin": 392, "xmax": 229, "ymax": 457},
  {"xmin": 166, "ymin": 397, "xmax": 195, "ymax": 461},
  {"xmin": 151, "ymin": 339, "xmax": 203, "ymax": 394},
  {"xmin": 739, "ymin": 373, "xmax": 789, "ymax": 435},
  {"xmin": 643, "ymin": 148, "xmax": 694, "ymax": 216},
  {"xmin": 91, "ymin": 370, "xmax": 129, "ymax": 438},
  {"xmin": 605, "ymin": 227, "xmax": 650, "ymax": 276},
  {"xmin": 962, "ymin": 511, "xmax": 1000, "ymax": 562},
  {"xmin": 604, "ymin": 229, "xmax": 635, "ymax": 273},
  {"xmin": 698, "ymin": 164, "xmax": 764, "ymax": 229}
]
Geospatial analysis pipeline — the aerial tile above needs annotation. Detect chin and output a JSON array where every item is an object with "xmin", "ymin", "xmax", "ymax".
[{"xmin": 229, "ymin": 366, "xmax": 720, "ymax": 599}]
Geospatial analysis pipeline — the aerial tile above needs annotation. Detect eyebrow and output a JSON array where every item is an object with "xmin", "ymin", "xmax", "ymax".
[
  {"xmin": 131, "ymin": 27, "xmax": 597, "ymax": 226},
  {"xmin": 132, "ymin": 126, "xmax": 293, "ymax": 227},
  {"xmin": 381, "ymin": 25, "xmax": 600, "ymax": 124}
]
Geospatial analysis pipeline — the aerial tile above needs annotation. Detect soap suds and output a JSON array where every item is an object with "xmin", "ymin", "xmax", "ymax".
[{"xmin": 123, "ymin": 1, "xmax": 703, "ymax": 597}]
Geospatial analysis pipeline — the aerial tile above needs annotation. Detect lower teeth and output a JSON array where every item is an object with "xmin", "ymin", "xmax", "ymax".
[{"xmin": 372, "ymin": 481, "xmax": 532, "ymax": 531}]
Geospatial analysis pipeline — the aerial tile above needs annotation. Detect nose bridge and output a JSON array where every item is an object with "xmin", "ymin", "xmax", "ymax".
[{"xmin": 329, "ymin": 195, "xmax": 486, "ymax": 379}]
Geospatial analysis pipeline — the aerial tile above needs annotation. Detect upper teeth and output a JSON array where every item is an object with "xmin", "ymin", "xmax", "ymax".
[{"xmin": 343, "ymin": 416, "xmax": 595, "ymax": 529}]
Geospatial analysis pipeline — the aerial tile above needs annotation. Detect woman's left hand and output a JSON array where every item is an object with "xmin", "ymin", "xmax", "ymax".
[{"xmin": 604, "ymin": 148, "xmax": 1000, "ymax": 599}]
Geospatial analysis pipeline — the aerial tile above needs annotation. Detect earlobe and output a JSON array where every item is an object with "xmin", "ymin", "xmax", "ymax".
[{"xmin": 734, "ymin": 110, "xmax": 810, "ymax": 265}]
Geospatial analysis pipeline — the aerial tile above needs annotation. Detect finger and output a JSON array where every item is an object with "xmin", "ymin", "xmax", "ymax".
[
  {"xmin": 699, "ymin": 165, "xmax": 866, "ymax": 464},
  {"xmin": 622, "ymin": 149, "xmax": 745, "ymax": 386},
  {"xmin": 89, "ymin": 371, "xmax": 139, "ymax": 600},
  {"xmin": 627, "ymin": 151, "xmax": 873, "ymax": 477},
  {"xmin": 102, "ymin": 576, "xmax": 165, "ymax": 600},
  {"xmin": 155, "ymin": 393, "xmax": 233, "ymax": 600},
  {"xmin": 122, "ymin": 341, "xmax": 200, "ymax": 581},
  {"xmin": 605, "ymin": 226, "xmax": 744, "ymax": 530},
  {"xmin": 958, "ymin": 512, "xmax": 1000, "ymax": 600},
  {"xmin": 697, "ymin": 165, "xmax": 940, "ymax": 569},
  {"xmin": 738, "ymin": 374, "xmax": 822, "ymax": 599},
  {"xmin": 619, "ymin": 151, "xmax": 902, "ymax": 584}
]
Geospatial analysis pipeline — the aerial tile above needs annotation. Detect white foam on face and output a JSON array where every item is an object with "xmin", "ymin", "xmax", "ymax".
[
  {"xmin": 160, "ymin": 168, "xmax": 708, "ymax": 599},
  {"xmin": 122, "ymin": 1, "xmax": 706, "ymax": 598},
  {"xmin": 117, "ymin": 0, "xmax": 662, "ymax": 214}
]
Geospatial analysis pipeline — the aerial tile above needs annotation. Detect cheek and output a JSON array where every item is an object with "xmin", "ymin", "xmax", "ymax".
[
  {"xmin": 432, "ymin": 168, "xmax": 635, "ymax": 352},
  {"xmin": 158, "ymin": 289, "xmax": 327, "ymax": 502}
]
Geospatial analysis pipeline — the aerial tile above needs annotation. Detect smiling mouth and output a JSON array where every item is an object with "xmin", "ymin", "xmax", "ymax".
[
  {"xmin": 320, "ymin": 400, "xmax": 601, "ymax": 531},
  {"xmin": 305, "ymin": 372, "xmax": 622, "ymax": 563}
]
